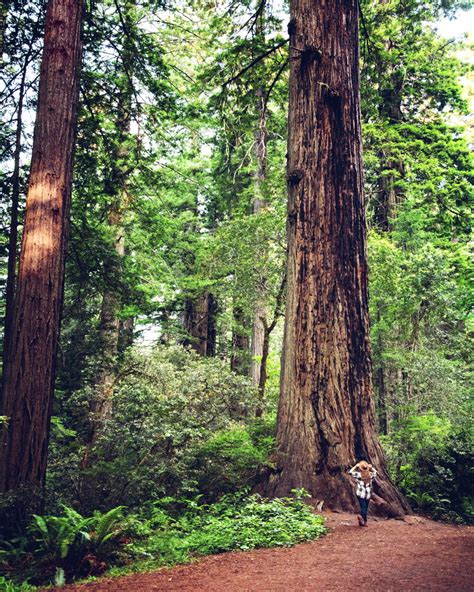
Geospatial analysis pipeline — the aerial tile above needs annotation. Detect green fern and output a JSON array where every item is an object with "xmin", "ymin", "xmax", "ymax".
[{"xmin": 89, "ymin": 506, "xmax": 125, "ymax": 558}]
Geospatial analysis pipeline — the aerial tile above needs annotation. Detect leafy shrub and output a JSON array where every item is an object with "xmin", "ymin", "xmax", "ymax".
[
  {"xmin": 189, "ymin": 417, "xmax": 276, "ymax": 500},
  {"xmin": 382, "ymin": 413, "xmax": 473, "ymax": 522},
  {"xmin": 49, "ymin": 345, "xmax": 258, "ymax": 511},
  {"xmin": 128, "ymin": 490, "xmax": 326, "ymax": 564}
]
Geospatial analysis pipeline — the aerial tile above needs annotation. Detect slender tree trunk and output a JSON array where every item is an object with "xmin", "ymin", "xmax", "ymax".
[
  {"xmin": 91, "ymin": 222, "xmax": 125, "ymax": 432},
  {"xmin": 88, "ymin": 0, "xmax": 136, "ymax": 445},
  {"xmin": 0, "ymin": 0, "xmax": 84, "ymax": 493},
  {"xmin": 250, "ymin": 11, "xmax": 269, "ymax": 389},
  {"xmin": 256, "ymin": 273, "xmax": 286, "ymax": 417},
  {"xmin": 372, "ymin": 63, "xmax": 405, "ymax": 421},
  {"xmin": 2, "ymin": 41, "xmax": 30, "ymax": 374},
  {"xmin": 374, "ymin": 303, "xmax": 388, "ymax": 434},
  {"xmin": 264, "ymin": 0, "xmax": 408, "ymax": 516},
  {"xmin": 118, "ymin": 316, "xmax": 135, "ymax": 353}
]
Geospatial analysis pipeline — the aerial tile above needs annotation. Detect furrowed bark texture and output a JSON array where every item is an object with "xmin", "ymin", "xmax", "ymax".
[
  {"xmin": 265, "ymin": 0, "xmax": 409, "ymax": 516},
  {"xmin": 0, "ymin": 0, "xmax": 83, "ymax": 492}
]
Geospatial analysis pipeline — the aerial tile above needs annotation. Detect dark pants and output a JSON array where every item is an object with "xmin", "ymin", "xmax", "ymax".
[{"xmin": 357, "ymin": 496, "xmax": 370, "ymax": 523}]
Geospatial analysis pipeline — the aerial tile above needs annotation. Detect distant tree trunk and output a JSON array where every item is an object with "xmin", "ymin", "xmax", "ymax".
[
  {"xmin": 373, "ymin": 62, "xmax": 405, "ymax": 424},
  {"xmin": 91, "ymin": 221, "xmax": 125, "ymax": 434},
  {"xmin": 231, "ymin": 305, "xmax": 250, "ymax": 374},
  {"xmin": 184, "ymin": 292, "xmax": 217, "ymax": 356},
  {"xmin": 88, "ymin": 0, "xmax": 135, "ymax": 446},
  {"xmin": 2, "ymin": 39, "xmax": 32, "ymax": 373},
  {"xmin": 0, "ymin": 0, "xmax": 84, "ymax": 493},
  {"xmin": 264, "ymin": 0, "xmax": 408, "ymax": 516},
  {"xmin": 374, "ymin": 54, "xmax": 405, "ymax": 230},
  {"xmin": 250, "ymin": 10, "xmax": 268, "ymax": 390},
  {"xmin": 255, "ymin": 273, "xmax": 285, "ymax": 417},
  {"xmin": 374, "ymin": 304, "xmax": 388, "ymax": 434},
  {"xmin": 0, "ymin": 0, "xmax": 8, "ymax": 67}
]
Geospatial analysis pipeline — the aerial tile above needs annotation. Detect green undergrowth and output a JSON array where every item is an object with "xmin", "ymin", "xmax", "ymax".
[{"xmin": 0, "ymin": 490, "xmax": 326, "ymax": 589}]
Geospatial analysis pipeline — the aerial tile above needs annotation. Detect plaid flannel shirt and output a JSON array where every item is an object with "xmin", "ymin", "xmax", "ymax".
[{"xmin": 349, "ymin": 466, "xmax": 377, "ymax": 500}]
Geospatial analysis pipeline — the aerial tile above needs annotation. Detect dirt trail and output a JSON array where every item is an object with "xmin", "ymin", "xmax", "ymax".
[{"xmin": 58, "ymin": 512, "xmax": 473, "ymax": 592}]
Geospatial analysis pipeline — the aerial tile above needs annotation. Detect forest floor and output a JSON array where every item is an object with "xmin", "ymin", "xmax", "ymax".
[{"xmin": 55, "ymin": 512, "xmax": 473, "ymax": 592}]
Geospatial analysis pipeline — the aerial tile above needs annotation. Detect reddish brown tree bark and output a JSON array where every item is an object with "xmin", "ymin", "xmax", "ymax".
[
  {"xmin": 0, "ymin": 0, "xmax": 84, "ymax": 493},
  {"xmin": 264, "ymin": 0, "xmax": 408, "ymax": 516}
]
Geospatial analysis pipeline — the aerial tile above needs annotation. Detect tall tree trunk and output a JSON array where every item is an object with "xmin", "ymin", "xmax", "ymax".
[
  {"xmin": 372, "ymin": 60, "xmax": 405, "ymax": 422},
  {"xmin": 250, "ymin": 10, "xmax": 268, "ymax": 390},
  {"xmin": 90, "ymin": 221, "xmax": 125, "ymax": 436},
  {"xmin": 264, "ymin": 0, "xmax": 408, "ymax": 516},
  {"xmin": 374, "ymin": 303, "xmax": 388, "ymax": 434},
  {"xmin": 0, "ymin": 0, "xmax": 84, "ymax": 493},
  {"xmin": 88, "ymin": 0, "xmax": 136, "ymax": 445},
  {"xmin": 2, "ymin": 40, "xmax": 31, "ymax": 373}
]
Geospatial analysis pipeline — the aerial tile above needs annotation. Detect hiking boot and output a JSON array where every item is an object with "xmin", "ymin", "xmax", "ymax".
[{"xmin": 357, "ymin": 515, "xmax": 364, "ymax": 527}]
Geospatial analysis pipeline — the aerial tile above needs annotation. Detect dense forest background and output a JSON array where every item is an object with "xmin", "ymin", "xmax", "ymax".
[{"xmin": 0, "ymin": 0, "xmax": 473, "ymax": 587}]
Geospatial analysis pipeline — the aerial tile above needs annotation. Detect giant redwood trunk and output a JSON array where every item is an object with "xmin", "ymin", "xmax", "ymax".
[
  {"xmin": 265, "ymin": 0, "xmax": 409, "ymax": 516},
  {"xmin": 0, "ymin": 0, "xmax": 83, "ymax": 492}
]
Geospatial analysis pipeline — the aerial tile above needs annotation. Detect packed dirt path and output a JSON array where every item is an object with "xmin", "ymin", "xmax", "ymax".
[{"xmin": 58, "ymin": 512, "xmax": 473, "ymax": 592}]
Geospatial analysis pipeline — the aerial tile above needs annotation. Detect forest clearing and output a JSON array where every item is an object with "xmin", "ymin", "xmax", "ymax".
[{"xmin": 0, "ymin": 0, "xmax": 473, "ymax": 589}]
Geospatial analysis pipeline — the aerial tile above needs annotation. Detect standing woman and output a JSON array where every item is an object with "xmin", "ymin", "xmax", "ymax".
[{"xmin": 349, "ymin": 460, "xmax": 377, "ymax": 527}]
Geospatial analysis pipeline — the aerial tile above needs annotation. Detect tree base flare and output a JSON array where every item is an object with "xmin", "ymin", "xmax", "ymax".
[{"xmin": 257, "ymin": 466, "xmax": 410, "ymax": 518}]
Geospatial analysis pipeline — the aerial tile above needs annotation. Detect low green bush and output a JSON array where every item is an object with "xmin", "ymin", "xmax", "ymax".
[
  {"xmin": 128, "ymin": 490, "xmax": 326, "ymax": 563},
  {"xmin": 189, "ymin": 417, "xmax": 276, "ymax": 500},
  {"xmin": 48, "ymin": 345, "xmax": 259, "ymax": 512}
]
